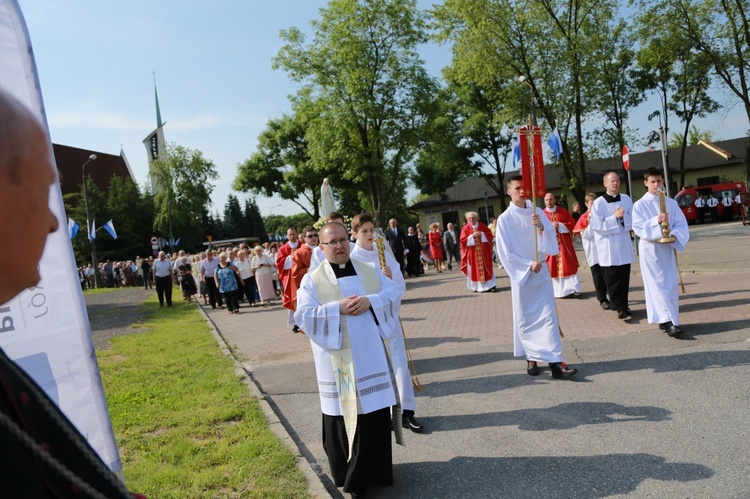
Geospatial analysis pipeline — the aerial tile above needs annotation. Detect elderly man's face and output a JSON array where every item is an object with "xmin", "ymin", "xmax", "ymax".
[
  {"xmin": 389, "ymin": 219, "xmax": 397, "ymax": 228},
  {"xmin": 0, "ymin": 112, "xmax": 58, "ymax": 297}
]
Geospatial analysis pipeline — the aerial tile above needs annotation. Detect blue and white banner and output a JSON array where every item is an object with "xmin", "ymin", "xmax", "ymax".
[
  {"xmin": 548, "ymin": 127, "xmax": 564, "ymax": 162},
  {"xmin": 0, "ymin": 0, "xmax": 122, "ymax": 473},
  {"xmin": 68, "ymin": 217, "xmax": 79, "ymax": 239},
  {"xmin": 89, "ymin": 218, "xmax": 97, "ymax": 241},
  {"xmin": 103, "ymin": 219, "xmax": 117, "ymax": 240}
]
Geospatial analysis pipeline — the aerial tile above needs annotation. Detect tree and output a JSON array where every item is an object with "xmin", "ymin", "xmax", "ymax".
[
  {"xmin": 223, "ymin": 194, "xmax": 245, "ymax": 239},
  {"xmin": 274, "ymin": 0, "xmax": 437, "ymax": 226},
  {"xmin": 644, "ymin": 0, "xmax": 750, "ymax": 176},
  {"xmin": 243, "ymin": 198, "xmax": 267, "ymax": 242},
  {"xmin": 431, "ymin": 0, "xmax": 620, "ymax": 205},
  {"xmin": 151, "ymin": 143, "xmax": 218, "ymax": 250},
  {"xmin": 234, "ymin": 113, "xmax": 329, "ymax": 220},
  {"xmin": 106, "ymin": 176, "xmax": 154, "ymax": 259}
]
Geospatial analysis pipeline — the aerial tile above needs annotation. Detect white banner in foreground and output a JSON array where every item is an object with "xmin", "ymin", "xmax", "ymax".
[{"xmin": 0, "ymin": 0, "xmax": 122, "ymax": 472}]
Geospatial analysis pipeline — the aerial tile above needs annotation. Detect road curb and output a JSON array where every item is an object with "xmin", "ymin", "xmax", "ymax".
[{"xmin": 195, "ymin": 304, "xmax": 332, "ymax": 498}]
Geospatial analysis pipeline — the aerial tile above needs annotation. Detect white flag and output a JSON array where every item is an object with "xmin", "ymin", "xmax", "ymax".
[{"xmin": 0, "ymin": 0, "xmax": 122, "ymax": 472}]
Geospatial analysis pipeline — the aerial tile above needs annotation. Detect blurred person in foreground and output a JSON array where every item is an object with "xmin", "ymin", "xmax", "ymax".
[{"xmin": 0, "ymin": 89, "xmax": 143, "ymax": 497}]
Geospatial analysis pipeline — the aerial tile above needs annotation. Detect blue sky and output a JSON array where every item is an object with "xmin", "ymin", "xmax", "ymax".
[{"xmin": 18, "ymin": 1, "xmax": 748, "ymax": 219}]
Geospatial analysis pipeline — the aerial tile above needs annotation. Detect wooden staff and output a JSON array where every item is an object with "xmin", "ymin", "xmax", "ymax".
[{"xmin": 374, "ymin": 232, "xmax": 424, "ymax": 392}]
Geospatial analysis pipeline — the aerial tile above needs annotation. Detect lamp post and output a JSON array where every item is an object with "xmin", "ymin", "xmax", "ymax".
[{"xmin": 82, "ymin": 154, "xmax": 102, "ymax": 288}]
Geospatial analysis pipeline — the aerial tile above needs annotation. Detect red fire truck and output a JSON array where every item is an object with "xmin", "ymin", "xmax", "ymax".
[{"xmin": 674, "ymin": 181, "xmax": 748, "ymax": 223}]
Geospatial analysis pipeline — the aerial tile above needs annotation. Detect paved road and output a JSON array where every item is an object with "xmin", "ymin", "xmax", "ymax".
[{"xmin": 103, "ymin": 222, "xmax": 750, "ymax": 498}]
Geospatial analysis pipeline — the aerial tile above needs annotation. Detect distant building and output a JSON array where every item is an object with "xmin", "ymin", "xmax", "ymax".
[
  {"xmin": 54, "ymin": 144, "xmax": 137, "ymax": 205},
  {"xmin": 409, "ymin": 137, "xmax": 749, "ymax": 228}
]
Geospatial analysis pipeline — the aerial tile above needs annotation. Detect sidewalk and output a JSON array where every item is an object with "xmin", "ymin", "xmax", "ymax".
[{"xmin": 202, "ymin": 221, "xmax": 750, "ymax": 497}]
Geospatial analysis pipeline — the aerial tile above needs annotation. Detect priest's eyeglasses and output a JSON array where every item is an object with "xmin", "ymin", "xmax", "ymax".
[{"xmin": 321, "ymin": 238, "xmax": 349, "ymax": 247}]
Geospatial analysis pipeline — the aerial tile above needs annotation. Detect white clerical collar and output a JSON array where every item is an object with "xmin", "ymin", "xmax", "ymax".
[
  {"xmin": 471, "ymin": 223, "xmax": 478, "ymax": 229},
  {"xmin": 546, "ymin": 206, "xmax": 557, "ymax": 212},
  {"xmin": 289, "ymin": 241, "xmax": 299, "ymax": 248}
]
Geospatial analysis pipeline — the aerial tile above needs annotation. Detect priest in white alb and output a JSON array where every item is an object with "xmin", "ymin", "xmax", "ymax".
[
  {"xmin": 294, "ymin": 222, "xmax": 403, "ymax": 496},
  {"xmin": 632, "ymin": 167, "xmax": 689, "ymax": 338},
  {"xmin": 495, "ymin": 175, "xmax": 578, "ymax": 379}
]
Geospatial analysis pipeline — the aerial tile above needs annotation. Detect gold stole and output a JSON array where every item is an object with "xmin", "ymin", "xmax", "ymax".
[
  {"xmin": 550, "ymin": 211, "xmax": 563, "ymax": 277},
  {"xmin": 310, "ymin": 260, "xmax": 401, "ymax": 461},
  {"xmin": 473, "ymin": 230, "xmax": 486, "ymax": 282}
]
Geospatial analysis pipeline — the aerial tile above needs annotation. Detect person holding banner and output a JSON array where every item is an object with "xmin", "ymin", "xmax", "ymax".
[
  {"xmin": 0, "ymin": 90, "xmax": 141, "ymax": 498},
  {"xmin": 495, "ymin": 176, "xmax": 578, "ymax": 379},
  {"xmin": 460, "ymin": 211, "xmax": 497, "ymax": 293},
  {"xmin": 589, "ymin": 172, "xmax": 636, "ymax": 320}
]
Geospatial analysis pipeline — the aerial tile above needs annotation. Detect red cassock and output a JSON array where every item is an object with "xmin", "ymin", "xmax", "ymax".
[
  {"xmin": 459, "ymin": 222, "xmax": 494, "ymax": 283},
  {"xmin": 289, "ymin": 244, "xmax": 313, "ymax": 310},
  {"xmin": 428, "ymin": 231, "xmax": 443, "ymax": 260},
  {"xmin": 275, "ymin": 242, "xmax": 297, "ymax": 311},
  {"xmin": 543, "ymin": 207, "xmax": 579, "ymax": 278}
]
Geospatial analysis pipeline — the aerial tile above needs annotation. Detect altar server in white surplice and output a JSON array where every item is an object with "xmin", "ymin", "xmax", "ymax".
[
  {"xmin": 349, "ymin": 213, "xmax": 424, "ymax": 433},
  {"xmin": 294, "ymin": 222, "xmax": 402, "ymax": 497},
  {"xmin": 632, "ymin": 167, "xmax": 689, "ymax": 338},
  {"xmin": 495, "ymin": 175, "xmax": 578, "ymax": 379}
]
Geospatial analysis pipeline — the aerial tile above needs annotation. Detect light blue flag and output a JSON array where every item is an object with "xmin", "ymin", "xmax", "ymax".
[
  {"xmin": 512, "ymin": 137, "xmax": 521, "ymax": 167},
  {"xmin": 68, "ymin": 218, "xmax": 79, "ymax": 239},
  {"xmin": 89, "ymin": 219, "xmax": 96, "ymax": 241},
  {"xmin": 548, "ymin": 128, "xmax": 564, "ymax": 161},
  {"xmin": 103, "ymin": 220, "xmax": 118, "ymax": 239}
]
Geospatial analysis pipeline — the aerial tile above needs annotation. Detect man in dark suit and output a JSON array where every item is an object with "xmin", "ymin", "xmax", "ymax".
[
  {"xmin": 443, "ymin": 222, "xmax": 461, "ymax": 270},
  {"xmin": 384, "ymin": 218, "xmax": 407, "ymax": 274}
]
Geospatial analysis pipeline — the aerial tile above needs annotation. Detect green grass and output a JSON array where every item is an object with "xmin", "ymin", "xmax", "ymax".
[
  {"xmin": 97, "ymin": 297, "xmax": 310, "ymax": 498},
  {"xmin": 83, "ymin": 286, "xmax": 125, "ymax": 295}
]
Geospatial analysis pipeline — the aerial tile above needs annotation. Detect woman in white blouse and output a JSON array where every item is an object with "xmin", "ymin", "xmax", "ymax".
[
  {"xmin": 251, "ymin": 246, "xmax": 276, "ymax": 306},
  {"xmin": 234, "ymin": 249, "xmax": 256, "ymax": 306}
]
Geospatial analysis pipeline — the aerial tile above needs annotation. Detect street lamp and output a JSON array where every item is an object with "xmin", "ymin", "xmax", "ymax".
[
  {"xmin": 82, "ymin": 154, "xmax": 102, "ymax": 288},
  {"xmin": 266, "ymin": 203, "xmax": 282, "ymax": 215}
]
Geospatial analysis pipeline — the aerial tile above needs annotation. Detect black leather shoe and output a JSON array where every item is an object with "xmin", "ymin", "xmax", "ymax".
[
  {"xmin": 402, "ymin": 415, "xmax": 424, "ymax": 433},
  {"xmin": 617, "ymin": 308, "xmax": 632, "ymax": 320},
  {"xmin": 292, "ymin": 325, "xmax": 300, "ymax": 333},
  {"xmin": 571, "ymin": 291, "xmax": 582, "ymax": 298},
  {"xmin": 659, "ymin": 321, "xmax": 672, "ymax": 331},
  {"xmin": 550, "ymin": 362, "xmax": 578, "ymax": 379},
  {"xmin": 667, "ymin": 324, "xmax": 684, "ymax": 337},
  {"xmin": 600, "ymin": 301, "xmax": 611, "ymax": 310},
  {"xmin": 527, "ymin": 360, "xmax": 540, "ymax": 376}
]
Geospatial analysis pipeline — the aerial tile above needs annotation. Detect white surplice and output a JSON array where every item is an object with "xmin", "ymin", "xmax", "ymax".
[
  {"xmin": 349, "ymin": 243, "xmax": 414, "ymax": 411},
  {"xmin": 589, "ymin": 194, "xmax": 636, "ymax": 267},
  {"xmin": 632, "ymin": 193, "xmax": 689, "ymax": 325},
  {"xmin": 294, "ymin": 261, "xmax": 401, "ymax": 416},
  {"xmin": 495, "ymin": 202, "xmax": 563, "ymax": 362}
]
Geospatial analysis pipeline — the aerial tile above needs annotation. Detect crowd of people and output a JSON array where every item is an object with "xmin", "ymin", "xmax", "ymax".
[{"xmin": 67, "ymin": 169, "xmax": 694, "ymax": 497}]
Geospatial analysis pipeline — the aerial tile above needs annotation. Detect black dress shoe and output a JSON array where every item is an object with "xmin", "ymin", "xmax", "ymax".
[
  {"xmin": 600, "ymin": 301, "xmax": 611, "ymax": 310},
  {"xmin": 402, "ymin": 415, "xmax": 424, "ymax": 433},
  {"xmin": 659, "ymin": 321, "xmax": 672, "ymax": 331},
  {"xmin": 292, "ymin": 325, "xmax": 300, "ymax": 333},
  {"xmin": 527, "ymin": 360, "xmax": 540, "ymax": 376},
  {"xmin": 550, "ymin": 362, "xmax": 578, "ymax": 379},
  {"xmin": 617, "ymin": 308, "xmax": 632, "ymax": 320},
  {"xmin": 571, "ymin": 291, "xmax": 582, "ymax": 299},
  {"xmin": 667, "ymin": 324, "xmax": 684, "ymax": 337}
]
